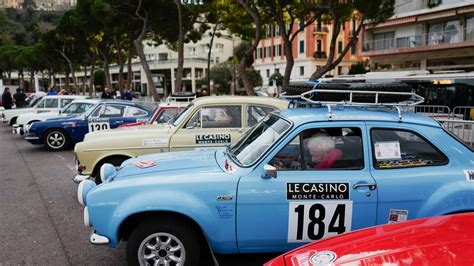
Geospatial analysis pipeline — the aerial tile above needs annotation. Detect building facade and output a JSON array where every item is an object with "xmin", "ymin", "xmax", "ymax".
[
  {"xmin": 0, "ymin": 0, "xmax": 21, "ymax": 9},
  {"xmin": 253, "ymin": 19, "xmax": 363, "ymax": 86},
  {"xmin": 362, "ymin": 0, "xmax": 474, "ymax": 71}
]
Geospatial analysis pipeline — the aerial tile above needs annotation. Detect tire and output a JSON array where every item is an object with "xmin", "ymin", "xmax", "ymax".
[
  {"xmin": 9, "ymin": 117, "xmax": 17, "ymax": 126},
  {"xmin": 283, "ymin": 82, "xmax": 413, "ymax": 103},
  {"xmin": 94, "ymin": 157, "xmax": 128, "ymax": 185},
  {"xmin": 44, "ymin": 129, "xmax": 70, "ymax": 151},
  {"xmin": 126, "ymin": 217, "xmax": 200, "ymax": 266}
]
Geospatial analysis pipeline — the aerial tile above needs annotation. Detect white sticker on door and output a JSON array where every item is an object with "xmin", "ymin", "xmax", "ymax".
[
  {"xmin": 88, "ymin": 119, "xmax": 110, "ymax": 132},
  {"xmin": 287, "ymin": 201, "xmax": 353, "ymax": 243}
]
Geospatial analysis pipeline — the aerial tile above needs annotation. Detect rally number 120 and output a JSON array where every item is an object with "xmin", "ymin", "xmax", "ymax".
[{"xmin": 287, "ymin": 202, "xmax": 353, "ymax": 242}]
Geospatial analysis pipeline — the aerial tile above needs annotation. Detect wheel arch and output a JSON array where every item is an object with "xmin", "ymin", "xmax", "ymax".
[
  {"xmin": 118, "ymin": 211, "xmax": 216, "ymax": 265},
  {"xmin": 43, "ymin": 127, "xmax": 71, "ymax": 142},
  {"xmin": 91, "ymin": 154, "xmax": 132, "ymax": 177}
]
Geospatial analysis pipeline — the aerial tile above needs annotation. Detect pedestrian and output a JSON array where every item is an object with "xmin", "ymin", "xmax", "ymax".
[
  {"xmin": 47, "ymin": 88, "xmax": 57, "ymax": 95},
  {"xmin": 13, "ymin": 88, "xmax": 27, "ymax": 108},
  {"xmin": 101, "ymin": 87, "xmax": 113, "ymax": 99},
  {"xmin": 122, "ymin": 89, "xmax": 133, "ymax": 101},
  {"xmin": 2, "ymin": 87, "xmax": 13, "ymax": 109}
]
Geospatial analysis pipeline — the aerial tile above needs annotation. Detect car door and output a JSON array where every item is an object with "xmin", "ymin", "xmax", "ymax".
[
  {"xmin": 169, "ymin": 104, "xmax": 244, "ymax": 151},
  {"xmin": 236, "ymin": 122, "xmax": 377, "ymax": 252},
  {"xmin": 38, "ymin": 98, "xmax": 58, "ymax": 113},
  {"xmin": 123, "ymin": 106, "xmax": 149, "ymax": 124},
  {"xmin": 366, "ymin": 122, "xmax": 450, "ymax": 225},
  {"xmin": 91, "ymin": 104, "xmax": 128, "ymax": 131}
]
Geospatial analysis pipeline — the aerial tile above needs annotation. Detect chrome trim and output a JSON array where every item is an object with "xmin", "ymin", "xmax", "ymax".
[
  {"xmin": 83, "ymin": 207, "xmax": 90, "ymax": 227},
  {"xmin": 83, "ymin": 146, "xmax": 168, "ymax": 152},
  {"xmin": 90, "ymin": 230, "xmax": 109, "ymax": 245},
  {"xmin": 25, "ymin": 136, "xmax": 40, "ymax": 140},
  {"xmin": 353, "ymin": 183, "xmax": 377, "ymax": 190},
  {"xmin": 74, "ymin": 174, "xmax": 90, "ymax": 184}
]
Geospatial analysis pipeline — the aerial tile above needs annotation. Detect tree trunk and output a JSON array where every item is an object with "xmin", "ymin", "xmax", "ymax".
[
  {"xmin": 89, "ymin": 52, "xmax": 96, "ymax": 97},
  {"xmin": 29, "ymin": 71, "xmax": 34, "ymax": 92},
  {"xmin": 207, "ymin": 23, "xmax": 219, "ymax": 91},
  {"xmin": 55, "ymin": 48, "xmax": 77, "ymax": 93},
  {"xmin": 309, "ymin": 16, "xmax": 365, "ymax": 80},
  {"xmin": 133, "ymin": 0, "xmax": 159, "ymax": 101},
  {"xmin": 126, "ymin": 41, "xmax": 133, "ymax": 93},
  {"xmin": 174, "ymin": 0, "xmax": 185, "ymax": 92},
  {"xmin": 114, "ymin": 36, "xmax": 125, "ymax": 94},
  {"xmin": 64, "ymin": 69, "xmax": 70, "ymax": 92},
  {"xmin": 237, "ymin": 0, "xmax": 262, "ymax": 96},
  {"xmin": 82, "ymin": 65, "xmax": 88, "ymax": 95}
]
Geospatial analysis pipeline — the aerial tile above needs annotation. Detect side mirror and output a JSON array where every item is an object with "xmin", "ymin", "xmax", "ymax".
[{"xmin": 262, "ymin": 164, "xmax": 277, "ymax": 179}]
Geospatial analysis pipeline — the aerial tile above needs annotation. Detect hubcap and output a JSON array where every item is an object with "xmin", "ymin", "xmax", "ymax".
[
  {"xmin": 138, "ymin": 232, "xmax": 185, "ymax": 266},
  {"xmin": 47, "ymin": 132, "xmax": 65, "ymax": 148}
]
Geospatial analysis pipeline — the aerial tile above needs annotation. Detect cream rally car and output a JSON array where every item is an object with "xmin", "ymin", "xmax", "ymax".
[{"xmin": 74, "ymin": 96, "xmax": 288, "ymax": 183}]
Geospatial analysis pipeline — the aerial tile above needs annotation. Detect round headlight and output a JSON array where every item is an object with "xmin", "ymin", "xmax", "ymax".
[
  {"xmin": 100, "ymin": 163, "xmax": 117, "ymax": 183},
  {"xmin": 77, "ymin": 180, "xmax": 96, "ymax": 206}
]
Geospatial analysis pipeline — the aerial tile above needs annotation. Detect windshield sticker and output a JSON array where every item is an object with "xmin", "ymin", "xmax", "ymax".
[
  {"xmin": 374, "ymin": 141, "xmax": 401, "ymax": 160},
  {"xmin": 288, "ymin": 201, "xmax": 353, "ymax": 242},
  {"xmin": 133, "ymin": 160, "xmax": 157, "ymax": 169},
  {"xmin": 88, "ymin": 118, "xmax": 110, "ymax": 132},
  {"xmin": 287, "ymin": 183, "xmax": 349, "ymax": 200},
  {"xmin": 465, "ymin": 170, "xmax": 474, "ymax": 181},
  {"xmin": 142, "ymin": 139, "xmax": 168, "ymax": 147},
  {"xmin": 377, "ymin": 159, "xmax": 431, "ymax": 168},
  {"xmin": 224, "ymin": 159, "xmax": 236, "ymax": 173},
  {"xmin": 388, "ymin": 209, "xmax": 408, "ymax": 224},
  {"xmin": 195, "ymin": 134, "xmax": 231, "ymax": 144}
]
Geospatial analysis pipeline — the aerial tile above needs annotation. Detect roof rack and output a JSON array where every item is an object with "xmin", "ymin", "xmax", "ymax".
[{"xmin": 281, "ymin": 88, "xmax": 425, "ymax": 122}]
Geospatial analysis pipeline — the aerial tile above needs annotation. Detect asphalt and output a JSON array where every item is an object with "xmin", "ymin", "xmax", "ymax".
[{"xmin": 0, "ymin": 123, "xmax": 277, "ymax": 266}]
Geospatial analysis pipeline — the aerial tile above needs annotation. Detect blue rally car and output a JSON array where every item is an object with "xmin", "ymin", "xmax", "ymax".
[
  {"xmin": 25, "ymin": 100, "xmax": 152, "ymax": 151},
  {"xmin": 78, "ymin": 104, "xmax": 474, "ymax": 265}
]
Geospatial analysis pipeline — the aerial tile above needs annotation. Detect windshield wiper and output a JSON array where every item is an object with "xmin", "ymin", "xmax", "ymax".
[{"xmin": 226, "ymin": 146, "xmax": 240, "ymax": 164}]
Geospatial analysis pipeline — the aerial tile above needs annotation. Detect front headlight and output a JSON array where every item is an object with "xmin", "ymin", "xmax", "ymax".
[
  {"xmin": 77, "ymin": 180, "xmax": 96, "ymax": 206},
  {"xmin": 100, "ymin": 163, "xmax": 117, "ymax": 183}
]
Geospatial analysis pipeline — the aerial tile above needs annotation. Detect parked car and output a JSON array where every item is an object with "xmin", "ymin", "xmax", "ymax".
[
  {"xmin": 265, "ymin": 213, "xmax": 474, "ymax": 266},
  {"xmin": 118, "ymin": 101, "xmax": 189, "ymax": 128},
  {"xmin": 13, "ymin": 99, "xmax": 99, "ymax": 135},
  {"xmin": 74, "ymin": 96, "xmax": 288, "ymax": 183},
  {"xmin": 25, "ymin": 100, "xmax": 152, "ymax": 151},
  {"xmin": 77, "ymin": 104, "xmax": 474, "ymax": 265},
  {"xmin": 2, "ymin": 95, "xmax": 87, "ymax": 125},
  {"xmin": 0, "ymin": 92, "xmax": 44, "ymax": 122}
]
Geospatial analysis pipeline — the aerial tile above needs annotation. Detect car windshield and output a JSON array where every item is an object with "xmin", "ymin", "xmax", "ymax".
[
  {"xmin": 61, "ymin": 102, "xmax": 95, "ymax": 115},
  {"xmin": 29, "ymin": 96, "xmax": 43, "ymax": 107},
  {"xmin": 83, "ymin": 103, "xmax": 101, "ymax": 118},
  {"xmin": 228, "ymin": 114, "xmax": 291, "ymax": 166},
  {"xmin": 146, "ymin": 107, "xmax": 159, "ymax": 124},
  {"xmin": 171, "ymin": 104, "xmax": 194, "ymax": 127}
]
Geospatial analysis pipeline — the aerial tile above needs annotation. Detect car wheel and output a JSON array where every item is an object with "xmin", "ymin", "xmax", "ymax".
[
  {"xmin": 44, "ymin": 129, "xmax": 70, "ymax": 151},
  {"xmin": 126, "ymin": 218, "xmax": 200, "ymax": 266},
  {"xmin": 94, "ymin": 157, "xmax": 128, "ymax": 185},
  {"xmin": 9, "ymin": 117, "xmax": 17, "ymax": 126}
]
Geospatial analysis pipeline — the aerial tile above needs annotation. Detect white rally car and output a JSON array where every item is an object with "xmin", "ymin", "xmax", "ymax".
[
  {"xmin": 2, "ymin": 95, "xmax": 88, "ymax": 126},
  {"xmin": 14, "ymin": 99, "xmax": 99, "ymax": 135}
]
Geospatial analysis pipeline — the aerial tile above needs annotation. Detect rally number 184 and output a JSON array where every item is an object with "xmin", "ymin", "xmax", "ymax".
[{"xmin": 287, "ymin": 201, "xmax": 353, "ymax": 242}]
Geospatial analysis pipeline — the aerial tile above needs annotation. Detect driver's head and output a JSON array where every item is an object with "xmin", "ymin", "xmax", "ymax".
[{"xmin": 307, "ymin": 133, "xmax": 335, "ymax": 163}]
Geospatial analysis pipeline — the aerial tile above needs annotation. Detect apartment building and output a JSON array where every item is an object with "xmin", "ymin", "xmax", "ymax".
[
  {"xmin": 253, "ymin": 19, "xmax": 363, "ymax": 86},
  {"xmin": 0, "ymin": 0, "xmax": 21, "ymax": 9},
  {"xmin": 362, "ymin": 0, "xmax": 474, "ymax": 71}
]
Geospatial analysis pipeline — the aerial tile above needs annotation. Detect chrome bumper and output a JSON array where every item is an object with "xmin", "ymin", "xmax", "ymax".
[
  {"xmin": 90, "ymin": 230, "xmax": 109, "ymax": 245},
  {"xmin": 24, "ymin": 136, "xmax": 39, "ymax": 140},
  {"xmin": 73, "ymin": 174, "xmax": 90, "ymax": 184}
]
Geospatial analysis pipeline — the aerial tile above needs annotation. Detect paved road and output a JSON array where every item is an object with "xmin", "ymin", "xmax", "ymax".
[{"xmin": 0, "ymin": 123, "xmax": 278, "ymax": 265}]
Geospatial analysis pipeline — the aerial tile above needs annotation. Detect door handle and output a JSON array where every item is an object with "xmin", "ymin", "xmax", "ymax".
[
  {"xmin": 353, "ymin": 183, "xmax": 377, "ymax": 190},
  {"xmin": 114, "ymin": 120, "xmax": 124, "ymax": 124}
]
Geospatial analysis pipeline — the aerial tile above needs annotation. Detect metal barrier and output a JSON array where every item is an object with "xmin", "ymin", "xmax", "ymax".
[
  {"xmin": 414, "ymin": 105, "xmax": 451, "ymax": 120},
  {"xmin": 452, "ymin": 106, "xmax": 474, "ymax": 121},
  {"xmin": 439, "ymin": 119, "xmax": 474, "ymax": 148}
]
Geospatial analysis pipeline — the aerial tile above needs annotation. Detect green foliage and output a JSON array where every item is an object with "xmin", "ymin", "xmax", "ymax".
[
  {"xmin": 234, "ymin": 41, "xmax": 254, "ymax": 67},
  {"xmin": 205, "ymin": 61, "xmax": 234, "ymax": 93},
  {"xmin": 348, "ymin": 61, "xmax": 368, "ymax": 75},
  {"xmin": 94, "ymin": 70, "xmax": 105, "ymax": 88},
  {"xmin": 268, "ymin": 72, "xmax": 283, "ymax": 86},
  {"xmin": 246, "ymin": 68, "xmax": 262, "ymax": 87}
]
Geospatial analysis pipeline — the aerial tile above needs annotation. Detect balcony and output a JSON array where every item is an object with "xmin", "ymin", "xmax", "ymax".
[
  {"xmin": 313, "ymin": 51, "xmax": 327, "ymax": 59},
  {"xmin": 313, "ymin": 26, "xmax": 329, "ymax": 34},
  {"xmin": 363, "ymin": 28, "xmax": 474, "ymax": 55}
]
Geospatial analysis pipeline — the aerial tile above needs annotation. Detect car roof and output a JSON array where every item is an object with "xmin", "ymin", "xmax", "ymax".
[
  {"xmin": 192, "ymin": 96, "xmax": 288, "ymax": 107},
  {"xmin": 70, "ymin": 99, "xmax": 100, "ymax": 103},
  {"xmin": 43, "ymin": 95, "xmax": 88, "ymax": 99},
  {"xmin": 278, "ymin": 107, "xmax": 442, "ymax": 128}
]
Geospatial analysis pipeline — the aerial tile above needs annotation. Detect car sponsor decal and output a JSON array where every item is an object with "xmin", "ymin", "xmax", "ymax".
[
  {"xmin": 224, "ymin": 159, "xmax": 236, "ymax": 173},
  {"xmin": 288, "ymin": 201, "xmax": 353, "ymax": 243},
  {"xmin": 195, "ymin": 134, "xmax": 231, "ymax": 144},
  {"xmin": 88, "ymin": 118, "xmax": 110, "ymax": 132},
  {"xmin": 464, "ymin": 170, "xmax": 474, "ymax": 181},
  {"xmin": 374, "ymin": 141, "xmax": 401, "ymax": 160},
  {"xmin": 287, "ymin": 183, "xmax": 350, "ymax": 200},
  {"xmin": 310, "ymin": 251, "xmax": 337, "ymax": 265},
  {"xmin": 133, "ymin": 160, "xmax": 157, "ymax": 168},
  {"xmin": 215, "ymin": 205, "xmax": 233, "ymax": 219},
  {"xmin": 136, "ymin": 118, "xmax": 148, "ymax": 123},
  {"xmin": 388, "ymin": 209, "xmax": 408, "ymax": 224},
  {"xmin": 142, "ymin": 139, "xmax": 168, "ymax": 147}
]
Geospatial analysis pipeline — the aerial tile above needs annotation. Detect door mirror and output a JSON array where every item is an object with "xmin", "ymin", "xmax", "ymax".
[{"xmin": 262, "ymin": 164, "xmax": 277, "ymax": 179}]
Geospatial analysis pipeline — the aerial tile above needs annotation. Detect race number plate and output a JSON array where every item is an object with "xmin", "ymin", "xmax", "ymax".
[
  {"xmin": 88, "ymin": 119, "xmax": 110, "ymax": 132},
  {"xmin": 287, "ymin": 201, "xmax": 352, "ymax": 243}
]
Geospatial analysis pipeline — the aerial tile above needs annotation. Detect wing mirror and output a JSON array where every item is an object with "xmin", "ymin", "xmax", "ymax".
[{"xmin": 262, "ymin": 164, "xmax": 277, "ymax": 179}]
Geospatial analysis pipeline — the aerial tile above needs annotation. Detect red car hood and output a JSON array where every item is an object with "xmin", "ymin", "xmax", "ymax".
[{"xmin": 266, "ymin": 213, "xmax": 474, "ymax": 266}]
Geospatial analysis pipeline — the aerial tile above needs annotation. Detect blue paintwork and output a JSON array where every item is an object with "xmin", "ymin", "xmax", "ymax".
[
  {"xmin": 81, "ymin": 107, "xmax": 474, "ymax": 255},
  {"xmin": 26, "ymin": 100, "xmax": 152, "ymax": 146}
]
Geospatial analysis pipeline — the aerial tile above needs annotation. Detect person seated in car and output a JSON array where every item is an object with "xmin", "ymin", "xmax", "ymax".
[{"xmin": 307, "ymin": 133, "xmax": 343, "ymax": 169}]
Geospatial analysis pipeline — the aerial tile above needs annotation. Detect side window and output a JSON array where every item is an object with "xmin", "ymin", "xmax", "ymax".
[
  {"xmin": 247, "ymin": 105, "xmax": 275, "ymax": 127},
  {"xmin": 36, "ymin": 99, "xmax": 45, "ymax": 108},
  {"xmin": 60, "ymin": 99, "xmax": 73, "ymax": 108},
  {"xmin": 185, "ymin": 106, "xmax": 242, "ymax": 129},
  {"xmin": 124, "ymin": 106, "xmax": 148, "ymax": 117},
  {"xmin": 156, "ymin": 109, "xmax": 179, "ymax": 124},
  {"xmin": 89, "ymin": 106, "xmax": 102, "ymax": 118},
  {"xmin": 371, "ymin": 128, "xmax": 448, "ymax": 169},
  {"xmin": 269, "ymin": 127, "xmax": 364, "ymax": 171},
  {"xmin": 45, "ymin": 99, "xmax": 59, "ymax": 108},
  {"xmin": 100, "ymin": 105, "xmax": 126, "ymax": 118}
]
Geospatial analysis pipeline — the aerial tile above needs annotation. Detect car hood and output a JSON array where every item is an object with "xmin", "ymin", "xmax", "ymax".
[
  {"xmin": 280, "ymin": 214, "xmax": 474, "ymax": 265},
  {"xmin": 110, "ymin": 149, "xmax": 221, "ymax": 181},
  {"xmin": 84, "ymin": 123, "xmax": 172, "ymax": 141}
]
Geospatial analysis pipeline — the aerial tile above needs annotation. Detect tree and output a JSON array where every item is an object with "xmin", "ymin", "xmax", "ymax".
[
  {"xmin": 348, "ymin": 61, "xmax": 368, "ymax": 74},
  {"xmin": 268, "ymin": 72, "xmax": 283, "ymax": 86},
  {"xmin": 205, "ymin": 61, "xmax": 234, "ymax": 93},
  {"xmin": 308, "ymin": 0, "xmax": 395, "ymax": 80}
]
